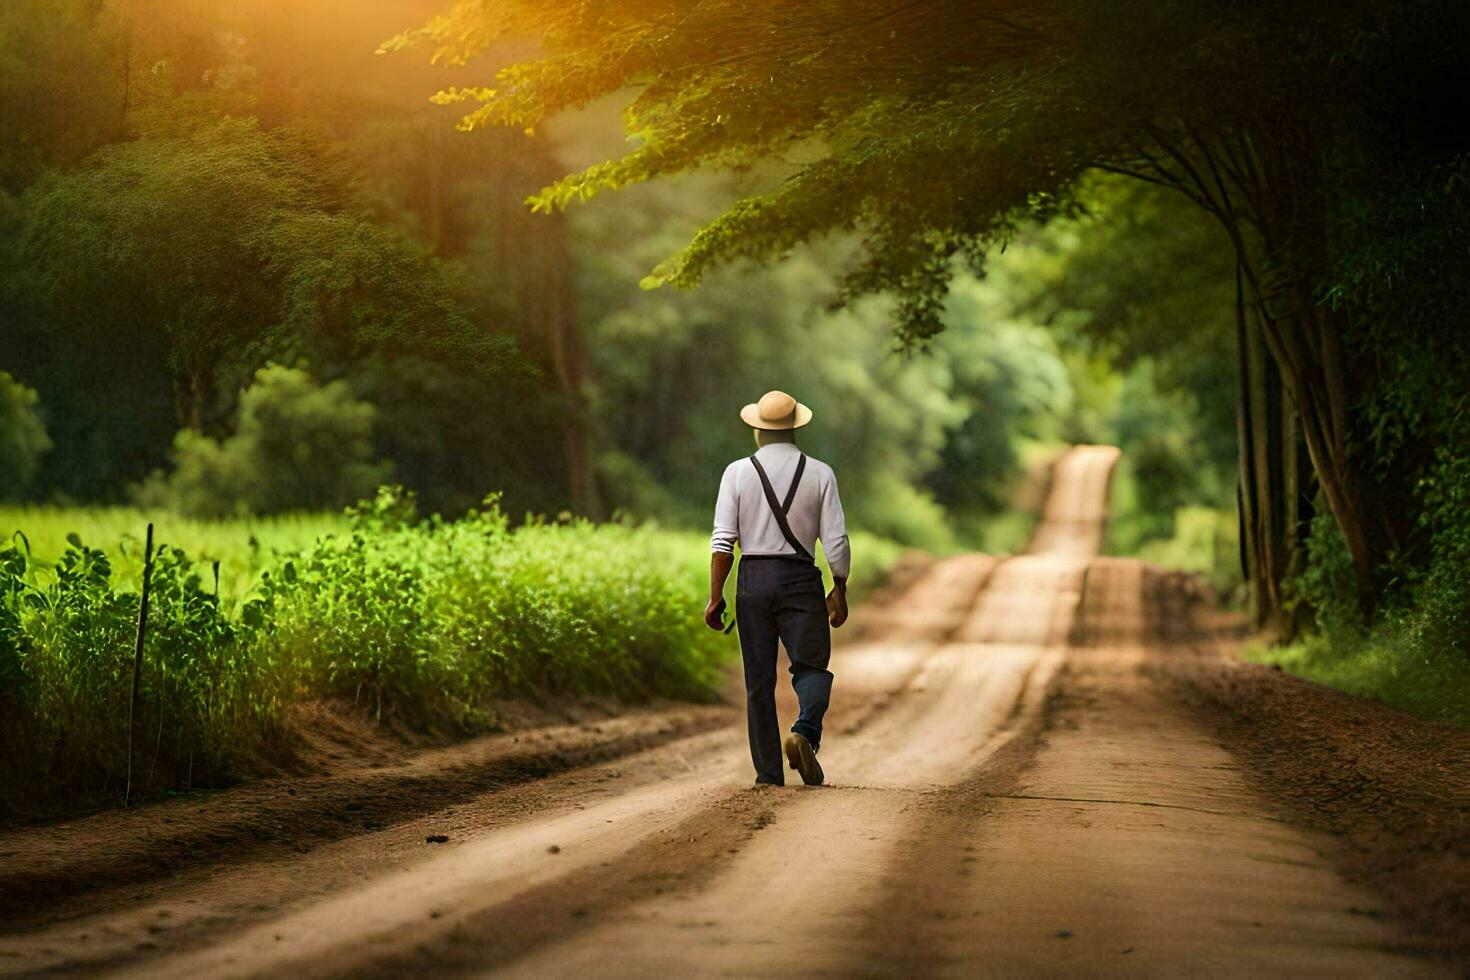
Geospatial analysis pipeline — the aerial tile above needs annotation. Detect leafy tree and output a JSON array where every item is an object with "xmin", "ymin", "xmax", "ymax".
[
  {"xmin": 135, "ymin": 364, "xmax": 391, "ymax": 517},
  {"xmin": 3, "ymin": 111, "xmax": 542, "ymax": 509},
  {"xmin": 0, "ymin": 372, "xmax": 51, "ymax": 501},
  {"xmin": 572, "ymin": 172, "xmax": 1071, "ymax": 548},
  {"xmin": 0, "ymin": 0, "xmax": 125, "ymax": 192},
  {"xmin": 930, "ymin": 268, "xmax": 1076, "ymax": 515},
  {"xmin": 391, "ymin": 0, "xmax": 1470, "ymax": 619}
]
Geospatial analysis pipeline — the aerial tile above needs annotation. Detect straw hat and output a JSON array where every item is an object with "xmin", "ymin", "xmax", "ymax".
[{"xmin": 740, "ymin": 390, "xmax": 813, "ymax": 430}]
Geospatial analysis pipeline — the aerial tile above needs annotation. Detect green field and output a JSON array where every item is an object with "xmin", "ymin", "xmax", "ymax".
[
  {"xmin": 0, "ymin": 504, "xmax": 902, "ymax": 604},
  {"xmin": 2, "ymin": 507, "xmax": 349, "ymax": 601}
]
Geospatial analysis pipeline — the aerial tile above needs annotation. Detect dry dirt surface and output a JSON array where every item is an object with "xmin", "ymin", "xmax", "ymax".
[{"xmin": 1, "ymin": 445, "xmax": 1466, "ymax": 978}]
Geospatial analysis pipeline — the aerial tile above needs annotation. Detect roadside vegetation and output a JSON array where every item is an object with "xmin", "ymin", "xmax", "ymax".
[
  {"xmin": 0, "ymin": 490, "xmax": 904, "ymax": 811},
  {"xmin": 1245, "ymin": 508, "xmax": 1470, "ymax": 728}
]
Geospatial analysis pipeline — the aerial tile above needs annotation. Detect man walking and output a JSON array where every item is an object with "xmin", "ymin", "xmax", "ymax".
[{"xmin": 705, "ymin": 390, "xmax": 850, "ymax": 787}]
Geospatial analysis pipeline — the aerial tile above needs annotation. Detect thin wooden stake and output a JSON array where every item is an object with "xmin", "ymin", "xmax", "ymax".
[{"xmin": 124, "ymin": 523, "xmax": 155, "ymax": 807}]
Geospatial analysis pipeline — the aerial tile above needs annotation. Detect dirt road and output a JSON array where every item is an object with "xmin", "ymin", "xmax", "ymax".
[{"xmin": 1, "ymin": 445, "xmax": 1461, "ymax": 977}]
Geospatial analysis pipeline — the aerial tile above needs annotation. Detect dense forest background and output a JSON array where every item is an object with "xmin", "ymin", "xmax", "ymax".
[
  {"xmin": 0, "ymin": 0, "xmax": 1233, "ymax": 555},
  {"xmin": 3, "ymin": 0, "xmax": 1467, "ymax": 734}
]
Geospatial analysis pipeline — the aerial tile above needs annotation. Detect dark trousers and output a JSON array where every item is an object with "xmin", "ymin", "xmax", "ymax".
[{"xmin": 735, "ymin": 556, "xmax": 834, "ymax": 785}]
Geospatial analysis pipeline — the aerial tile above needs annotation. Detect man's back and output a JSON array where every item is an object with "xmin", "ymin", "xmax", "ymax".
[{"xmin": 710, "ymin": 441, "xmax": 849, "ymax": 578}]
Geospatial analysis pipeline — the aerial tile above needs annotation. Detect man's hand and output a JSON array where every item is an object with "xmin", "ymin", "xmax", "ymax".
[
  {"xmin": 826, "ymin": 579, "xmax": 849, "ymax": 628},
  {"xmin": 704, "ymin": 597, "xmax": 727, "ymax": 632},
  {"xmin": 706, "ymin": 552, "xmax": 735, "ymax": 632}
]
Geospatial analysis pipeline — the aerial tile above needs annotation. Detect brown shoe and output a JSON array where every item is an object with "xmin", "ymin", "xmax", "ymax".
[{"xmin": 783, "ymin": 732, "xmax": 824, "ymax": 786}]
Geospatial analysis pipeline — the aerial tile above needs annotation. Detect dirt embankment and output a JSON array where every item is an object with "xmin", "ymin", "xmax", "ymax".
[{"xmin": 1147, "ymin": 571, "xmax": 1470, "ymax": 956}]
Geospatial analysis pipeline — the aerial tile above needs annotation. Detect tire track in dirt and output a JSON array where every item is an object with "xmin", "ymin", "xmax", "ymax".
[
  {"xmin": 476, "ymin": 451, "xmax": 1110, "ymax": 978},
  {"xmin": 0, "ymin": 704, "xmax": 735, "ymax": 929}
]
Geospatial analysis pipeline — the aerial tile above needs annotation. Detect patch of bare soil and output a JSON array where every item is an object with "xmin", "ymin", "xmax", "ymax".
[
  {"xmin": 343, "ymin": 787, "xmax": 789, "ymax": 979},
  {"xmin": 850, "ymin": 695, "xmax": 1051, "ymax": 975},
  {"xmin": 1150, "ymin": 567, "xmax": 1470, "ymax": 964}
]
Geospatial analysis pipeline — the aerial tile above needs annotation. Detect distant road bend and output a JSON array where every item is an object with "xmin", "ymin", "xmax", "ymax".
[{"xmin": 0, "ymin": 446, "xmax": 1455, "ymax": 977}]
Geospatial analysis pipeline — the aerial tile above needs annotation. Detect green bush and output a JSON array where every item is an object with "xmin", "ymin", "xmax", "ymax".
[
  {"xmin": 0, "ymin": 371, "xmax": 51, "ymax": 501},
  {"xmin": 250, "ymin": 490, "xmax": 729, "ymax": 725},
  {"xmin": 0, "ymin": 484, "xmax": 912, "ymax": 808},
  {"xmin": 1268, "ymin": 494, "xmax": 1470, "ymax": 727},
  {"xmin": 1284, "ymin": 509, "xmax": 1365, "ymax": 640},
  {"xmin": 135, "ymin": 364, "xmax": 391, "ymax": 517},
  {"xmin": 852, "ymin": 474, "xmax": 958, "ymax": 554}
]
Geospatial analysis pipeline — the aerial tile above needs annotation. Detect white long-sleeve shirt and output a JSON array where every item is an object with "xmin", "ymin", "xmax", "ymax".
[{"xmin": 710, "ymin": 442, "xmax": 850, "ymax": 578}]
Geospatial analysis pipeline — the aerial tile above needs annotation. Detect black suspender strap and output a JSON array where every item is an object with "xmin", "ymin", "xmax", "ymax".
[
  {"xmin": 782, "ymin": 453, "xmax": 807, "ymax": 513},
  {"xmin": 749, "ymin": 453, "xmax": 814, "ymax": 563}
]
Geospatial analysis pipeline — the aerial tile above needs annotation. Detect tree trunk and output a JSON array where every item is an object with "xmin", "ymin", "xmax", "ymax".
[
  {"xmin": 1134, "ymin": 121, "xmax": 1387, "ymax": 620},
  {"xmin": 537, "ymin": 212, "xmax": 600, "ymax": 517},
  {"xmin": 1246, "ymin": 309, "xmax": 1282, "ymax": 628},
  {"xmin": 1235, "ymin": 269, "xmax": 1265, "ymax": 621},
  {"xmin": 1234, "ymin": 262, "xmax": 1296, "ymax": 632},
  {"xmin": 1281, "ymin": 404, "xmax": 1316, "ymax": 640},
  {"xmin": 1249, "ymin": 300, "xmax": 1380, "ymax": 618},
  {"xmin": 546, "ymin": 277, "xmax": 599, "ymax": 517}
]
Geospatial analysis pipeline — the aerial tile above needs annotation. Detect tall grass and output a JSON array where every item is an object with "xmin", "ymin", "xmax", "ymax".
[
  {"xmin": 0, "ymin": 491, "xmax": 904, "ymax": 807},
  {"xmin": 0, "ymin": 505, "xmax": 347, "ymax": 600},
  {"xmin": 1242, "ymin": 634, "xmax": 1470, "ymax": 728}
]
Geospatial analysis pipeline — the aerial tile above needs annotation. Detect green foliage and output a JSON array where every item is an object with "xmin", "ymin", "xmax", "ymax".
[
  {"xmin": 1263, "ymin": 155, "xmax": 1470, "ymax": 715},
  {"xmin": 0, "ymin": 372, "xmax": 51, "ymax": 501},
  {"xmin": 1285, "ymin": 511, "xmax": 1366, "ymax": 640},
  {"xmin": 929, "ymin": 277, "xmax": 1076, "ymax": 514},
  {"xmin": 851, "ymin": 475, "xmax": 957, "ymax": 555},
  {"xmin": 1273, "ymin": 499, "xmax": 1470, "ymax": 728},
  {"xmin": 0, "ymin": 542, "xmax": 29, "ymax": 693},
  {"xmin": 572, "ymin": 170, "xmax": 1074, "ymax": 549},
  {"xmin": 0, "ymin": 67, "xmax": 547, "ymax": 510},
  {"xmin": 0, "ymin": 0, "xmax": 124, "ymax": 191},
  {"xmin": 3, "ymin": 489, "xmax": 866, "ymax": 803},
  {"xmin": 1010, "ymin": 179, "xmax": 1238, "ymax": 512},
  {"xmin": 135, "ymin": 365, "xmax": 392, "ymax": 518},
  {"xmin": 392, "ymin": 2, "xmax": 1416, "ymax": 341},
  {"xmin": 1113, "ymin": 362, "xmax": 1232, "ymax": 519},
  {"xmin": 3, "ymin": 532, "xmax": 269, "ymax": 789},
  {"xmin": 1106, "ymin": 453, "xmax": 1239, "ymax": 600}
]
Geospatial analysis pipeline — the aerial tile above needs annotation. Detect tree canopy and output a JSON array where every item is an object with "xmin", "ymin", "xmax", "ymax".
[{"xmin": 392, "ymin": 0, "xmax": 1470, "ymax": 625}]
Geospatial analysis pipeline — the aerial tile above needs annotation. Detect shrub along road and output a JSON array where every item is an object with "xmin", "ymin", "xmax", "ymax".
[{"xmin": 0, "ymin": 447, "xmax": 1465, "ymax": 976}]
